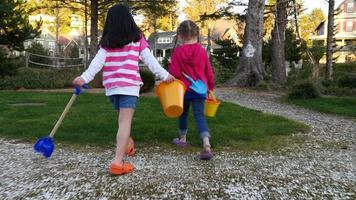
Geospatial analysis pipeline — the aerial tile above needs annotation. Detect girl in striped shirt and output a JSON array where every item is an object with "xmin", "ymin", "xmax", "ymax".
[{"xmin": 73, "ymin": 4, "xmax": 174, "ymax": 175}]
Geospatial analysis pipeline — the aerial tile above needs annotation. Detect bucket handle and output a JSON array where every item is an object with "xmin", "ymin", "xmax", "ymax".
[{"xmin": 208, "ymin": 91, "xmax": 217, "ymax": 101}]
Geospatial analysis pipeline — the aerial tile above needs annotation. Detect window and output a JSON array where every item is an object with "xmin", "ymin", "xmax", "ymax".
[
  {"xmin": 346, "ymin": 21, "xmax": 353, "ymax": 32},
  {"xmin": 347, "ymin": 2, "xmax": 354, "ymax": 13},
  {"xmin": 49, "ymin": 42, "xmax": 55, "ymax": 49},
  {"xmin": 157, "ymin": 37, "xmax": 171, "ymax": 44}
]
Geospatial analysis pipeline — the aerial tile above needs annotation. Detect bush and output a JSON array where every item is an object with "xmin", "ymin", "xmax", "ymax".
[
  {"xmin": 0, "ymin": 50, "xmax": 18, "ymax": 77},
  {"xmin": 287, "ymin": 81, "xmax": 320, "ymax": 100},
  {"xmin": 211, "ymin": 57, "xmax": 237, "ymax": 84},
  {"xmin": 337, "ymin": 75, "xmax": 356, "ymax": 88},
  {"xmin": 140, "ymin": 69, "xmax": 155, "ymax": 93},
  {"xmin": 286, "ymin": 63, "xmax": 313, "ymax": 87},
  {"xmin": 0, "ymin": 67, "xmax": 82, "ymax": 89},
  {"xmin": 255, "ymin": 80, "xmax": 271, "ymax": 91},
  {"xmin": 334, "ymin": 63, "xmax": 356, "ymax": 73},
  {"xmin": 26, "ymin": 42, "xmax": 52, "ymax": 68},
  {"xmin": 323, "ymin": 86, "xmax": 356, "ymax": 96}
]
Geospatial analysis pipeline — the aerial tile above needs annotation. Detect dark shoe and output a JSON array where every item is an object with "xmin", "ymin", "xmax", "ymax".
[
  {"xmin": 200, "ymin": 145, "xmax": 213, "ymax": 160},
  {"xmin": 199, "ymin": 150, "xmax": 213, "ymax": 160},
  {"xmin": 172, "ymin": 138, "xmax": 187, "ymax": 148}
]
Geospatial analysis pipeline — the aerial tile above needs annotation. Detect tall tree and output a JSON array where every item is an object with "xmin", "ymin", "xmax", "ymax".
[
  {"xmin": 0, "ymin": 0, "xmax": 40, "ymax": 51},
  {"xmin": 271, "ymin": 0, "xmax": 289, "ymax": 84},
  {"xmin": 227, "ymin": 0, "xmax": 266, "ymax": 86},
  {"xmin": 326, "ymin": 0, "xmax": 335, "ymax": 80}
]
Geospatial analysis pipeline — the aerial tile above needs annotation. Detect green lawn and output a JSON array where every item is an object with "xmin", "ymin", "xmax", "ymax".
[
  {"xmin": 289, "ymin": 96, "xmax": 356, "ymax": 118},
  {"xmin": 0, "ymin": 92, "xmax": 308, "ymax": 151}
]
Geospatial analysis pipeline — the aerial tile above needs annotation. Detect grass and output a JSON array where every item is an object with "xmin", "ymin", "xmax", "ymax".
[
  {"xmin": 288, "ymin": 96, "xmax": 356, "ymax": 118},
  {"xmin": 0, "ymin": 91, "xmax": 309, "ymax": 151}
]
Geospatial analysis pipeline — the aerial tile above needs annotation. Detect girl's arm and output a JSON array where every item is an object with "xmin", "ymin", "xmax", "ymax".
[
  {"xmin": 80, "ymin": 48, "xmax": 106, "ymax": 83},
  {"xmin": 140, "ymin": 48, "xmax": 170, "ymax": 81}
]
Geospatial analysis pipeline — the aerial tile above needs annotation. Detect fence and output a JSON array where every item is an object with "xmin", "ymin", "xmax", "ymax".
[{"xmin": 25, "ymin": 52, "xmax": 84, "ymax": 68}]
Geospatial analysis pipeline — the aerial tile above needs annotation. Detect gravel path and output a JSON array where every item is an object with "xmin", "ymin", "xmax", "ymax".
[{"xmin": 1, "ymin": 89, "xmax": 355, "ymax": 199}]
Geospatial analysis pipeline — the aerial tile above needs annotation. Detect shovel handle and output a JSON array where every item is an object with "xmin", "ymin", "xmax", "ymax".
[
  {"xmin": 49, "ymin": 94, "xmax": 77, "ymax": 137},
  {"xmin": 182, "ymin": 72, "xmax": 194, "ymax": 82},
  {"xmin": 49, "ymin": 85, "xmax": 88, "ymax": 137}
]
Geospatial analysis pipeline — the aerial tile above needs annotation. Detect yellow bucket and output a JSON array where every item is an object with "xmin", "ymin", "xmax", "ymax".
[
  {"xmin": 156, "ymin": 80, "xmax": 186, "ymax": 118},
  {"xmin": 204, "ymin": 92, "xmax": 220, "ymax": 117}
]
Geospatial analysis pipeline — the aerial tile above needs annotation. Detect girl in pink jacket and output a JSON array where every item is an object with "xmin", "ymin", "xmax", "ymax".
[{"xmin": 169, "ymin": 20, "xmax": 215, "ymax": 160}]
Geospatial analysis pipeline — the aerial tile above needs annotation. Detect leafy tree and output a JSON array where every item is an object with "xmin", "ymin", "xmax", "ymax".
[
  {"xmin": 211, "ymin": 38, "xmax": 240, "ymax": 83},
  {"xmin": 25, "ymin": 0, "xmax": 73, "ymax": 35},
  {"xmin": 27, "ymin": 42, "xmax": 51, "ymax": 68},
  {"xmin": 285, "ymin": 28, "xmax": 303, "ymax": 63},
  {"xmin": 309, "ymin": 40, "xmax": 325, "ymax": 66},
  {"xmin": 299, "ymin": 8, "xmax": 325, "ymax": 45},
  {"xmin": 0, "ymin": 0, "xmax": 40, "ymax": 51},
  {"xmin": 184, "ymin": 0, "xmax": 226, "ymax": 35},
  {"xmin": 140, "ymin": 1, "xmax": 178, "ymax": 33},
  {"xmin": 0, "ymin": 49, "xmax": 18, "ymax": 77}
]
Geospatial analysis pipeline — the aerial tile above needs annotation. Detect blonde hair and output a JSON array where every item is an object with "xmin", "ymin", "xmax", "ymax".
[{"xmin": 173, "ymin": 20, "xmax": 200, "ymax": 48}]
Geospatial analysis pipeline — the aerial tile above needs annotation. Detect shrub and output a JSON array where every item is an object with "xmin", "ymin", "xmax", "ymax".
[
  {"xmin": 287, "ymin": 81, "xmax": 320, "ymax": 100},
  {"xmin": 0, "ymin": 67, "xmax": 82, "ymax": 89},
  {"xmin": 140, "ymin": 69, "xmax": 155, "ymax": 93},
  {"xmin": 337, "ymin": 75, "xmax": 356, "ymax": 88},
  {"xmin": 334, "ymin": 63, "xmax": 356, "ymax": 74},
  {"xmin": 211, "ymin": 57, "xmax": 237, "ymax": 84},
  {"xmin": 255, "ymin": 80, "xmax": 271, "ymax": 91},
  {"xmin": 286, "ymin": 63, "xmax": 313, "ymax": 87},
  {"xmin": 0, "ymin": 50, "xmax": 18, "ymax": 77},
  {"xmin": 323, "ymin": 86, "xmax": 356, "ymax": 96},
  {"xmin": 26, "ymin": 42, "xmax": 52, "ymax": 68}
]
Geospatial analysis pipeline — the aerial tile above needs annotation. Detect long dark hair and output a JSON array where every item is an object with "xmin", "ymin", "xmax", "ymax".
[
  {"xmin": 173, "ymin": 20, "xmax": 200, "ymax": 49},
  {"xmin": 100, "ymin": 4, "xmax": 142, "ymax": 49}
]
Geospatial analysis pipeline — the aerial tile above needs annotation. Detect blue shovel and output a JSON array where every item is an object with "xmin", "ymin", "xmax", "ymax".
[
  {"xmin": 34, "ymin": 84, "xmax": 89, "ymax": 158},
  {"xmin": 182, "ymin": 72, "xmax": 207, "ymax": 95}
]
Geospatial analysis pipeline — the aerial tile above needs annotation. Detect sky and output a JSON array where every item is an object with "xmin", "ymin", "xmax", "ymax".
[
  {"xmin": 177, "ymin": 0, "xmax": 345, "ymax": 21},
  {"xmin": 305, "ymin": 0, "xmax": 344, "ymax": 13}
]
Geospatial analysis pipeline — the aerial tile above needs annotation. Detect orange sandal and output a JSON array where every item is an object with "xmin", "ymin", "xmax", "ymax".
[
  {"xmin": 109, "ymin": 161, "xmax": 134, "ymax": 175},
  {"xmin": 125, "ymin": 137, "xmax": 135, "ymax": 156}
]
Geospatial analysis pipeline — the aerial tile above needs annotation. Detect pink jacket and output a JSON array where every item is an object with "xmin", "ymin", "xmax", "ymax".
[{"xmin": 169, "ymin": 43, "xmax": 215, "ymax": 91}]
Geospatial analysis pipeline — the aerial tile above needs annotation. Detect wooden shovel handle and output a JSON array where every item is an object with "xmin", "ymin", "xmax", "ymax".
[{"xmin": 49, "ymin": 94, "xmax": 77, "ymax": 137}]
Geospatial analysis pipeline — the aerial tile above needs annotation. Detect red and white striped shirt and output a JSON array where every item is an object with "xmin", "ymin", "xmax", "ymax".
[{"xmin": 81, "ymin": 37, "xmax": 169, "ymax": 96}]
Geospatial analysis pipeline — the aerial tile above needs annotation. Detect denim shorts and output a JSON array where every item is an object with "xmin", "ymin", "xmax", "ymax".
[{"xmin": 109, "ymin": 95, "xmax": 138, "ymax": 110}]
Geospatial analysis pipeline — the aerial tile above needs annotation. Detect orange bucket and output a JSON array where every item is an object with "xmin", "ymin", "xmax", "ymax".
[
  {"xmin": 156, "ymin": 80, "xmax": 186, "ymax": 118},
  {"xmin": 204, "ymin": 92, "xmax": 220, "ymax": 117}
]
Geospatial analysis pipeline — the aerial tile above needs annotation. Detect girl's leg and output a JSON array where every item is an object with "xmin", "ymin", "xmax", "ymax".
[
  {"xmin": 177, "ymin": 99, "xmax": 190, "ymax": 142},
  {"xmin": 191, "ymin": 99, "xmax": 211, "ymax": 152},
  {"xmin": 113, "ymin": 108, "xmax": 135, "ymax": 165}
]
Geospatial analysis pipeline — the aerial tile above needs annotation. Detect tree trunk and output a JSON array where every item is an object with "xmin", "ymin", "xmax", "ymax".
[
  {"xmin": 89, "ymin": 0, "xmax": 98, "ymax": 61},
  {"xmin": 271, "ymin": 0, "xmax": 288, "ymax": 84},
  {"xmin": 227, "ymin": 0, "xmax": 265, "ymax": 87},
  {"xmin": 326, "ymin": 0, "xmax": 334, "ymax": 80}
]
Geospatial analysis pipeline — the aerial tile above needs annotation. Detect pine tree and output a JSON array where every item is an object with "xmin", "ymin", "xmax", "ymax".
[{"xmin": 0, "ymin": 0, "xmax": 40, "ymax": 51}]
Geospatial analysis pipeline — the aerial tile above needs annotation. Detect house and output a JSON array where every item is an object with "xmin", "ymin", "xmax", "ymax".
[
  {"xmin": 146, "ymin": 20, "xmax": 242, "ymax": 63},
  {"xmin": 312, "ymin": 0, "xmax": 356, "ymax": 63},
  {"xmin": 147, "ymin": 31, "xmax": 176, "ymax": 63},
  {"xmin": 25, "ymin": 13, "xmax": 86, "ymax": 58}
]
